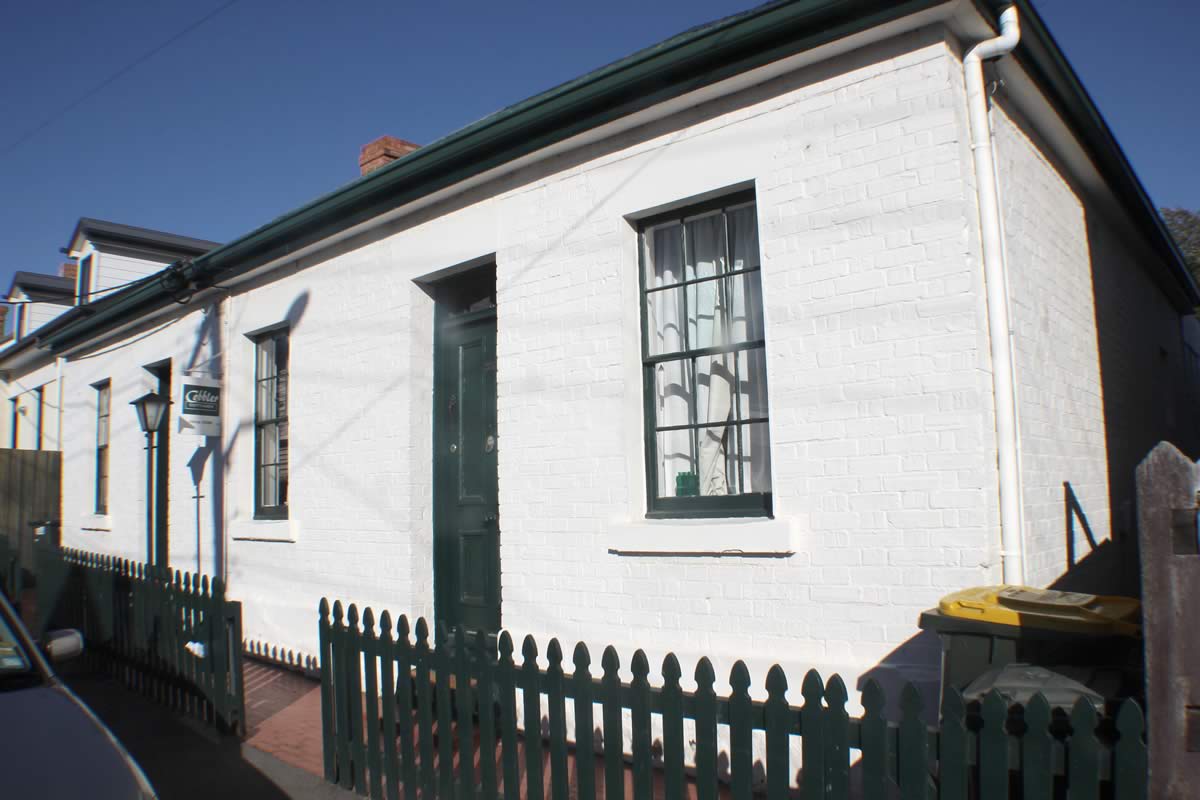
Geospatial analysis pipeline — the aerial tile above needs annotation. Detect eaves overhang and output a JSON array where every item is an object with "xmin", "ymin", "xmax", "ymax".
[{"xmin": 32, "ymin": 0, "xmax": 1198, "ymax": 355}]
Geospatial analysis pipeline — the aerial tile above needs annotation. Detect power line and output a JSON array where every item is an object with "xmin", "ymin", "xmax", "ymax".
[
  {"xmin": 3, "ymin": 273, "xmax": 158, "ymax": 305},
  {"xmin": 0, "ymin": 0, "xmax": 241, "ymax": 161}
]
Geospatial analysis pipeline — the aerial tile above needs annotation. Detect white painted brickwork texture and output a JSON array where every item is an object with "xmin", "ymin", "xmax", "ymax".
[
  {"xmin": 494, "ymin": 30, "xmax": 995, "ymax": 691},
  {"xmin": 48, "ymin": 23, "xmax": 1197, "ymax": 699},
  {"xmin": 990, "ymin": 106, "xmax": 1112, "ymax": 588}
]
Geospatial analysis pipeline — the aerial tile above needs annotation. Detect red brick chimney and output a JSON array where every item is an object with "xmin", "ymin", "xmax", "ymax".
[
  {"xmin": 359, "ymin": 135, "xmax": 419, "ymax": 175},
  {"xmin": 60, "ymin": 261, "xmax": 78, "ymax": 282}
]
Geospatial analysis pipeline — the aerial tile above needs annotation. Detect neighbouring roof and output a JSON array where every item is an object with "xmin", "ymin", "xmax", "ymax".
[
  {"xmin": 16, "ymin": 0, "xmax": 1200, "ymax": 358},
  {"xmin": 67, "ymin": 217, "xmax": 221, "ymax": 257},
  {"xmin": 7, "ymin": 271, "xmax": 73, "ymax": 299}
]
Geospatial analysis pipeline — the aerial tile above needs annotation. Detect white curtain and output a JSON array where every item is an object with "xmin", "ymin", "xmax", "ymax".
[
  {"xmin": 690, "ymin": 214, "xmax": 735, "ymax": 495},
  {"xmin": 648, "ymin": 206, "xmax": 767, "ymax": 497},
  {"xmin": 647, "ymin": 224, "xmax": 693, "ymax": 493}
]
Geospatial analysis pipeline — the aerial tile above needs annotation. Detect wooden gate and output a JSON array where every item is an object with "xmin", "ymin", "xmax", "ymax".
[{"xmin": 0, "ymin": 448, "xmax": 61, "ymax": 577}]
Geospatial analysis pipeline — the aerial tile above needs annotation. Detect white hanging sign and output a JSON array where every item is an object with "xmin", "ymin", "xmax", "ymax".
[{"xmin": 179, "ymin": 375, "xmax": 221, "ymax": 436}]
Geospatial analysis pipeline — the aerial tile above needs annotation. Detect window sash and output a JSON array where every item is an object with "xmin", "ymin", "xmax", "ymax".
[
  {"xmin": 254, "ymin": 332, "xmax": 289, "ymax": 518},
  {"xmin": 639, "ymin": 193, "xmax": 772, "ymax": 518},
  {"xmin": 95, "ymin": 384, "xmax": 110, "ymax": 514}
]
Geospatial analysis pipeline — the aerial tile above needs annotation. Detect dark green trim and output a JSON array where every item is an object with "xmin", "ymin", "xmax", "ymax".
[
  {"xmin": 29, "ymin": 0, "xmax": 1197, "ymax": 357},
  {"xmin": 94, "ymin": 381, "xmax": 110, "ymax": 515},
  {"xmin": 252, "ymin": 329, "xmax": 289, "ymax": 521},
  {"xmin": 647, "ymin": 493, "xmax": 773, "ymax": 519},
  {"xmin": 637, "ymin": 192, "xmax": 774, "ymax": 519},
  {"xmin": 638, "ymin": 190, "xmax": 757, "ymax": 230}
]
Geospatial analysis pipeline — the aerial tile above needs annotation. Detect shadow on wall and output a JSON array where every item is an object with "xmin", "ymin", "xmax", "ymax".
[
  {"xmin": 1053, "ymin": 480, "xmax": 1138, "ymax": 596},
  {"xmin": 182, "ymin": 290, "xmax": 310, "ymax": 580},
  {"xmin": 1085, "ymin": 208, "xmax": 1200, "ymax": 598},
  {"xmin": 857, "ymin": 481, "xmax": 1146, "ymax": 723},
  {"xmin": 857, "ymin": 205, "xmax": 1200, "ymax": 719}
]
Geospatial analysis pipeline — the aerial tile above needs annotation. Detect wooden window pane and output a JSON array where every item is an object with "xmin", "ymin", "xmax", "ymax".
[
  {"xmin": 727, "ymin": 203, "xmax": 760, "ymax": 270},
  {"xmin": 736, "ymin": 349, "xmax": 769, "ymax": 421},
  {"xmin": 257, "ymin": 339, "xmax": 276, "ymax": 382},
  {"xmin": 259, "ymin": 422, "xmax": 279, "ymax": 467},
  {"xmin": 257, "ymin": 377, "xmax": 277, "ymax": 420},
  {"xmin": 645, "ymin": 222, "xmax": 684, "ymax": 290},
  {"xmin": 685, "ymin": 212, "xmax": 726, "ymax": 282},
  {"xmin": 260, "ymin": 465, "xmax": 278, "ymax": 508},
  {"xmin": 653, "ymin": 358, "xmax": 692, "ymax": 430},
  {"xmin": 276, "ymin": 333, "xmax": 289, "ymax": 373},
  {"xmin": 657, "ymin": 430, "xmax": 696, "ymax": 498},
  {"xmin": 276, "ymin": 370, "xmax": 288, "ymax": 419},
  {"xmin": 728, "ymin": 271, "xmax": 764, "ymax": 343},
  {"xmin": 739, "ymin": 422, "xmax": 772, "ymax": 494},
  {"xmin": 646, "ymin": 286, "xmax": 687, "ymax": 356},
  {"xmin": 686, "ymin": 278, "xmax": 726, "ymax": 349}
]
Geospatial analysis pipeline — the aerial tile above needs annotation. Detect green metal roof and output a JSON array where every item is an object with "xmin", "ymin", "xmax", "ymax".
[{"xmin": 28, "ymin": 0, "xmax": 1198, "ymax": 355}]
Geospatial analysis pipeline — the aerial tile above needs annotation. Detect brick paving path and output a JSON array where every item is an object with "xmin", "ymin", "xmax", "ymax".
[{"xmin": 244, "ymin": 659, "xmax": 328, "ymax": 777}]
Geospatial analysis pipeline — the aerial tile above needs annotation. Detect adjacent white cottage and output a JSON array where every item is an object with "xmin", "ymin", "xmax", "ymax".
[{"xmin": 4, "ymin": 0, "xmax": 1198, "ymax": 698}]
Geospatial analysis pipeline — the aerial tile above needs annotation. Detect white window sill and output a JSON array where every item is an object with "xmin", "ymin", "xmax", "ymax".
[
  {"xmin": 80, "ymin": 514, "xmax": 112, "ymax": 532},
  {"xmin": 230, "ymin": 518, "xmax": 299, "ymax": 543},
  {"xmin": 607, "ymin": 517, "xmax": 796, "ymax": 556}
]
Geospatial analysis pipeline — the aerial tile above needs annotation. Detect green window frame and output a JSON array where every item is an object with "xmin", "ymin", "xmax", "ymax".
[
  {"xmin": 253, "ymin": 329, "xmax": 289, "ymax": 520},
  {"xmin": 638, "ymin": 190, "xmax": 773, "ymax": 519},
  {"xmin": 95, "ymin": 381, "xmax": 110, "ymax": 514}
]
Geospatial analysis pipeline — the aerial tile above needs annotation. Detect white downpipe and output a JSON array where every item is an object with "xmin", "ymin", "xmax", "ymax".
[
  {"xmin": 964, "ymin": 7, "xmax": 1025, "ymax": 585},
  {"xmin": 54, "ymin": 356, "xmax": 64, "ymax": 451}
]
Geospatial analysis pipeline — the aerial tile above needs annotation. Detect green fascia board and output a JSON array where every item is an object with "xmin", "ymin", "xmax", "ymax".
[{"xmin": 36, "ymin": 0, "xmax": 1197, "ymax": 354}]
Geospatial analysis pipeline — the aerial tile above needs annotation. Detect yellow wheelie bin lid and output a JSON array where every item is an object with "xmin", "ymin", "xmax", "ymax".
[{"xmin": 937, "ymin": 585, "xmax": 1140, "ymax": 637}]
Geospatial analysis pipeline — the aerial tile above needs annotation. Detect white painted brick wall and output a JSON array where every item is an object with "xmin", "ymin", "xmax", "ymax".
[
  {"xmin": 3, "ymin": 360, "xmax": 60, "ymax": 451},
  {"xmin": 991, "ymin": 105, "xmax": 1113, "ymax": 588},
  {"xmin": 992, "ymin": 102, "xmax": 1200, "ymax": 591},
  {"xmin": 494, "ymin": 28, "xmax": 993, "ymax": 696},
  {"xmin": 44, "ymin": 18, "xmax": 1199, "ymax": 709},
  {"xmin": 48, "ymin": 29, "xmax": 992, "ymax": 695}
]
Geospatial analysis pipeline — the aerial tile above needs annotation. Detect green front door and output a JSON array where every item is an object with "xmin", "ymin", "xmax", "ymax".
[{"xmin": 433, "ymin": 309, "xmax": 500, "ymax": 635}]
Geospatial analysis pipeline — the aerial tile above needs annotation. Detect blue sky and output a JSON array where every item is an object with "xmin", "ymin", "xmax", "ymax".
[{"xmin": 1, "ymin": 0, "xmax": 1197, "ymax": 297}]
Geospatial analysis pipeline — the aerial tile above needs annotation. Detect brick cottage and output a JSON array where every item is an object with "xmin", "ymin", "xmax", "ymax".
[{"xmin": 3, "ymin": 0, "xmax": 1198, "ymax": 700}]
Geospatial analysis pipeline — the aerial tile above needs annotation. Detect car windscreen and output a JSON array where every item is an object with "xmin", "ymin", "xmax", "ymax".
[{"xmin": 0, "ymin": 612, "xmax": 32, "ymax": 675}]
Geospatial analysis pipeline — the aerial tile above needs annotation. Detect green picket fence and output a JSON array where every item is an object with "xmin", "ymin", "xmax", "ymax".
[
  {"xmin": 319, "ymin": 599, "xmax": 1147, "ymax": 800},
  {"xmin": 38, "ymin": 544, "xmax": 246, "ymax": 736}
]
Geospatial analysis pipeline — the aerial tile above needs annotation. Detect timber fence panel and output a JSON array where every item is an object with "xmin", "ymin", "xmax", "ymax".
[
  {"xmin": 317, "ymin": 599, "xmax": 1140, "ymax": 800},
  {"xmin": 29, "ymin": 545, "xmax": 243, "ymax": 735}
]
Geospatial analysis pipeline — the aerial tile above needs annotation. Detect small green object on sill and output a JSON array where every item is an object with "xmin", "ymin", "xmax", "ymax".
[{"xmin": 675, "ymin": 472, "xmax": 699, "ymax": 497}]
